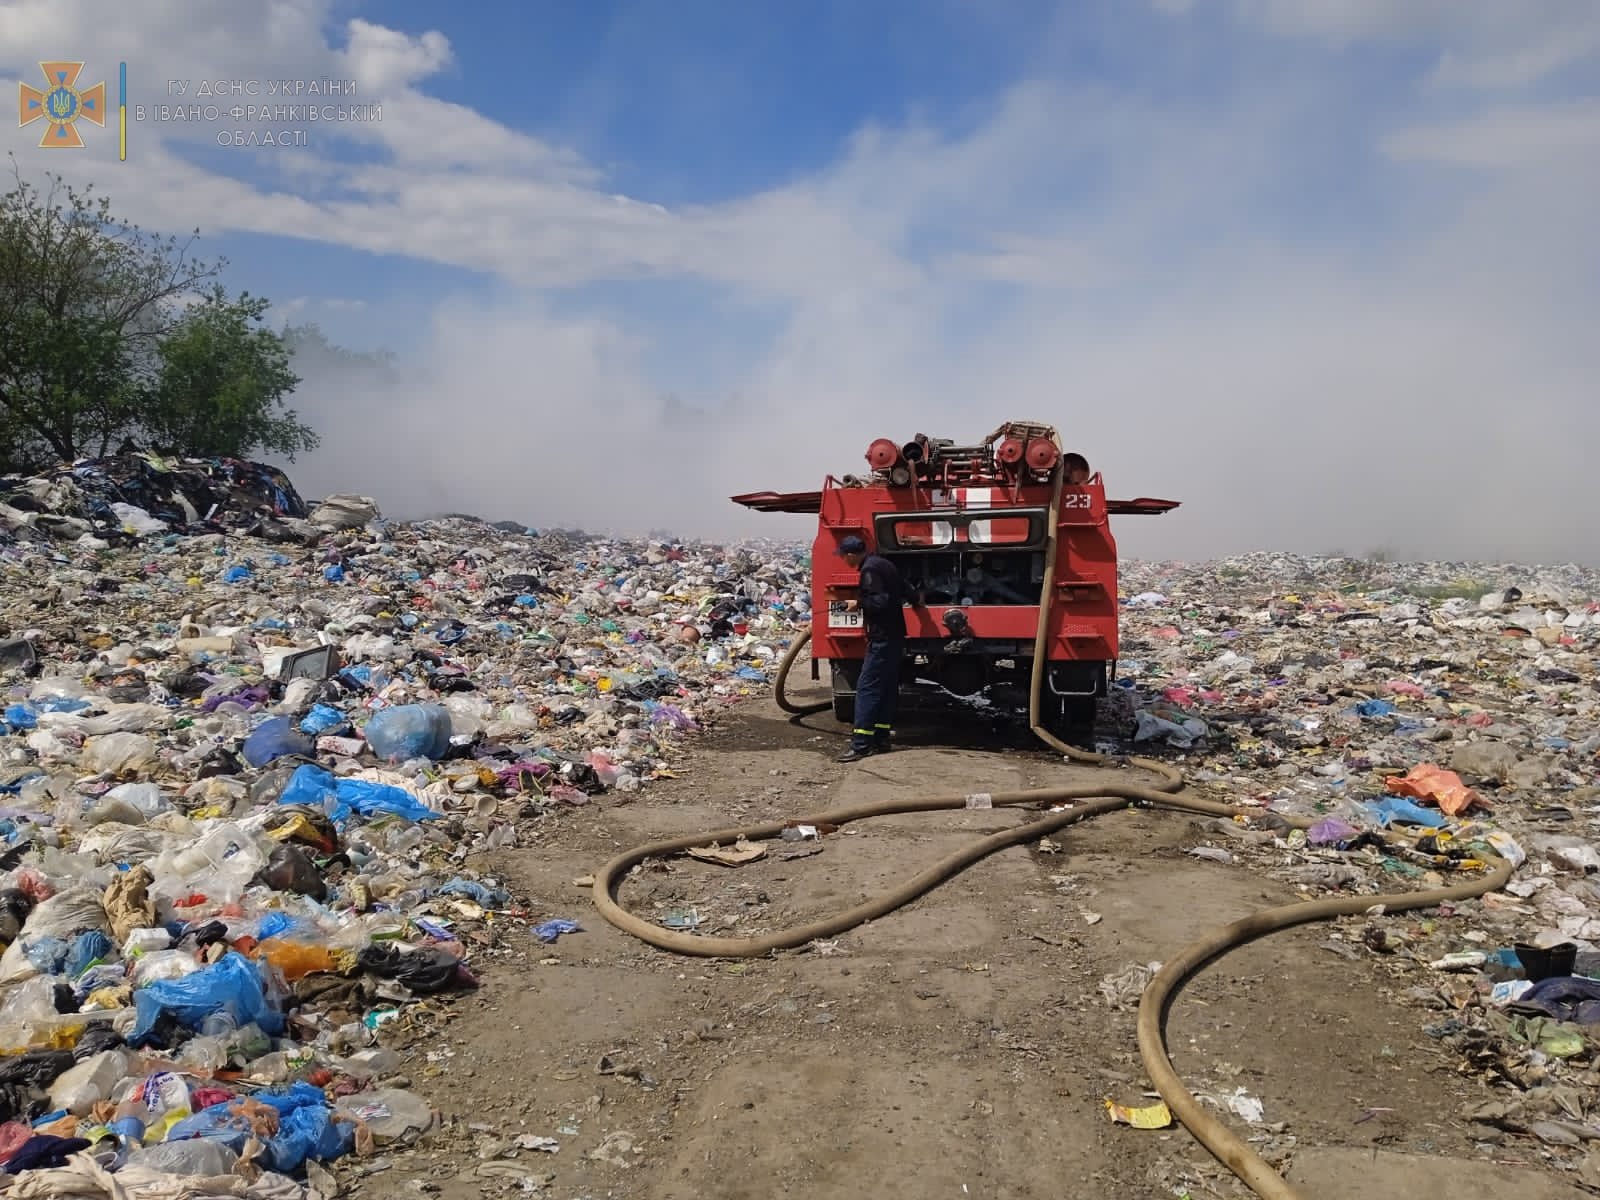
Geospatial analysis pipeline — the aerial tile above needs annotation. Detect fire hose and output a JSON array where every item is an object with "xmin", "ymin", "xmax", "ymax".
[{"xmin": 591, "ymin": 473, "xmax": 1512, "ymax": 1200}]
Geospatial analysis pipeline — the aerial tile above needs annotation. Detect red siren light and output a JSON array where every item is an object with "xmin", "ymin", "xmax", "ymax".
[
  {"xmin": 996, "ymin": 436, "xmax": 1026, "ymax": 466},
  {"xmin": 1025, "ymin": 438, "xmax": 1059, "ymax": 472},
  {"xmin": 865, "ymin": 438, "xmax": 901, "ymax": 470}
]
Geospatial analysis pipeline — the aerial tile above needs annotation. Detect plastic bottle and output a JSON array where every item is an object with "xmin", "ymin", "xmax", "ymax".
[
  {"xmin": 175, "ymin": 1035, "xmax": 230, "ymax": 1074},
  {"xmin": 363, "ymin": 704, "xmax": 453, "ymax": 762}
]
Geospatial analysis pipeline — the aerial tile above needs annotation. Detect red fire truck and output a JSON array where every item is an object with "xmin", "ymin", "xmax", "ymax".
[{"xmin": 732, "ymin": 421, "xmax": 1178, "ymax": 737}]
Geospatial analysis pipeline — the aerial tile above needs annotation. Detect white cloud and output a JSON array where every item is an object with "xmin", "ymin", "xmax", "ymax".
[
  {"xmin": 2, "ymin": 0, "xmax": 1597, "ymax": 564},
  {"xmin": 1430, "ymin": 24, "xmax": 1600, "ymax": 90},
  {"xmin": 1383, "ymin": 101, "xmax": 1600, "ymax": 168},
  {"xmin": 1237, "ymin": 0, "xmax": 1600, "ymax": 89},
  {"xmin": 342, "ymin": 19, "xmax": 452, "ymax": 92}
]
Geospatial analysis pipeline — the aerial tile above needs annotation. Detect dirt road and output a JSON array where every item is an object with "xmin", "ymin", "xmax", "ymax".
[{"xmin": 337, "ymin": 695, "xmax": 1585, "ymax": 1200}]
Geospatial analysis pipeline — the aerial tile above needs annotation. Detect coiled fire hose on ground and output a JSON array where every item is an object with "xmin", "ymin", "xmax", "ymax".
[{"xmin": 592, "ymin": 471, "xmax": 1512, "ymax": 1200}]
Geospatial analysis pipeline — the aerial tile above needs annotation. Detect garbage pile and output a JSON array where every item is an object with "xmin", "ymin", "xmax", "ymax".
[
  {"xmin": 0, "ymin": 462, "xmax": 811, "ymax": 1190},
  {"xmin": 1105, "ymin": 553, "xmax": 1600, "ymax": 1177},
  {"xmin": 0, "ymin": 454, "xmax": 313, "ymax": 547}
]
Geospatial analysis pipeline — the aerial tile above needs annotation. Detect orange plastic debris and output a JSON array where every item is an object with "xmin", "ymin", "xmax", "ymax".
[
  {"xmin": 1384, "ymin": 764, "xmax": 1488, "ymax": 816},
  {"xmin": 256, "ymin": 940, "xmax": 336, "ymax": 981}
]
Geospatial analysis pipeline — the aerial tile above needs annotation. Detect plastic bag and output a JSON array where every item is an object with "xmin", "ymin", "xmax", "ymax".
[
  {"xmin": 149, "ymin": 822, "xmax": 270, "ymax": 907},
  {"xmin": 298, "ymin": 704, "xmax": 349, "ymax": 737},
  {"xmin": 73, "ymin": 706, "xmax": 174, "ymax": 736},
  {"xmin": 1384, "ymin": 764, "xmax": 1487, "ymax": 817},
  {"xmin": 63, "ymin": 930, "xmax": 113, "ymax": 978},
  {"xmin": 166, "ymin": 1082, "xmax": 354, "ymax": 1173},
  {"xmin": 357, "ymin": 943, "xmax": 475, "ymax": 994},
  {"xmin": 256, "ymin": 941, "xmax": 335, "ymax": 982},
  {"xmin": 22, "ymin": 887, "xmax": 110, "ymax": 940},
  {"xmin": 22, "ymin": 935, "xmax": 69, "ymax": 976},
  {"xmin": 103, "ymin": 782, "xmax": 168, "ymax": 818},
  {"xmin": 1365, "ymin": 795, "xmax": 1448, "ymax": 829},
  {"xmin": 257, "ymin": 844, "xmax": 326, "ymax": 901},
  {"xmin": 242, "ymin": 717, "xmax": 314, "ymax": 768},
  {"xmin": 128, "ymin": 1138, "xmax": 239, "ymax": 1176},
  {"xmin": 80, "ymin": 733, "xmax": 157, "ymax": 775},
  {"xmin": 278, "ymin": 764, "xmax": 439, "ymax": 825},
  {"xmin": 0, "ymin": 890, "xmax": 33, "ymax": 943},
  {"xmin": 47, "ymin": 1049, "xmax": 129, "ymax": 1115},
  {"xmin": 131, "ymin": 952, "xmax": 285, "ymax": 1045},
  {"xmin": 363, "ymin": 704, "xmax": 453, "ymax": 762},
  {"xmin": 333, "ymin": 1088, "xmax": 433, "ymax": 1144},
  {"xmin": 131, "ymin": 950, "xmax": 202, "ymax": 989}
]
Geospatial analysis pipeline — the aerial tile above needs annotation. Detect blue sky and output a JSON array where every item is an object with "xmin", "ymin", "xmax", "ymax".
[{"xmin": 3, "ymin": 1, "xmax": 1599, "ymax": 561}]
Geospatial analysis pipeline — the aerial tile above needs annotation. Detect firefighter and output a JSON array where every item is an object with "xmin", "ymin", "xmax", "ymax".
[
  {"xmin": 1063, "ymin": 453, "xmax": 1090, "ymax": 485},
  {"xmin": 836, "ymin": 535, "xmax": 919, "ymax": 762}
]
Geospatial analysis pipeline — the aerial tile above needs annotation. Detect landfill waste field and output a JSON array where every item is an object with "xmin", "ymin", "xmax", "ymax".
[{"xmin": 2, "ymin": 459, "xmax": 1600, "ymax": 1199}]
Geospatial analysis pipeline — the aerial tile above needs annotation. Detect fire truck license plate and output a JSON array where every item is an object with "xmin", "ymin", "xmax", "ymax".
[{"xmin": 828, "ymin": 608, "xmax": 864, "ymax": 629}]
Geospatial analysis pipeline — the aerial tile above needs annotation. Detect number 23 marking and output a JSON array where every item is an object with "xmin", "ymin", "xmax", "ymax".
[{"xmin": 1062, "ymin": 493, "xmax": 1092, "ymax": 509}]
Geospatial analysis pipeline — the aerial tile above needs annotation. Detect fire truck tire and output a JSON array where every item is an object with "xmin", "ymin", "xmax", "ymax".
[
  {"xmin": 832, "ymin": 693, "xmax": 855, "ymax": 725},
  {"xmin": 1059, "ymin": 695, "xmax": 1097, "ymax": 733}
]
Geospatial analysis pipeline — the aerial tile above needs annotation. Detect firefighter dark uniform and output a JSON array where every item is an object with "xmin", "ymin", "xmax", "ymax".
[{"xmin": 838, "ymin": 535, "xmax": 914, "ymax": 762}]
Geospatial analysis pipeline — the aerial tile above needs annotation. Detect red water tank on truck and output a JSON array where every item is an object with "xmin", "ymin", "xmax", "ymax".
[{"xmin": 732, "ymin": 421, "xmax": 1179, "ymax": 737}]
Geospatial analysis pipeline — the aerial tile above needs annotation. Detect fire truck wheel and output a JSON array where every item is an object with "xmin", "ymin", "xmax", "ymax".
[
  {"xmin": 832, "ymin": 694, "xmax": 855, "ymax": 724},
  {"xmin": 1051, "ymin": 695, "xmax": 1097, "ymax": 737}
]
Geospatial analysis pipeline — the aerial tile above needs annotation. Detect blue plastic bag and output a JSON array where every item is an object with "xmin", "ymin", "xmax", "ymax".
[
  {"xmin": 437, "ymin": 880, "xmax": 509, "ymax": 908},
  {"xmin": 363, "ymin": 704, "xmax": 452, "ymax": 762},
  {"xmin": 299, "ymin": 704, "xmax": 349, "ymax": 737},
  {"xmin": 1365, "ymin": 796, "xmax": 1447, "ymax": 829},
  {"xmin": 23, "ymin": 936, "xmax": 69, "ymax": 975},
  {"xmin": 534, "ymin": 919, "xmax": 582, "ymax": 944},
  {"xmin": 254, "ymin": 911, "xmax": 300, "ymax": 942},
  {"xmin": 64, "ymin": 930, "xmax": 113, "ymax": 978},
  {"xmin": 3, "ymin": 696, "xmax": 89, "ymax": 732},
  {"xmin": 242, "ymin": 717, "xmax": 314, "ymax": 768},
  {"xmin": 2, "ymin": 704, "xmax": 37, "ymax": 731},
  {"xmin": 167, "ymin": 1083, "xmax": 353, "ymax": 1173},
  {"xmin": 131, "ymin": 952, "xmax": 284, "ymax": 1044},
  {"xmin": 278, "ymin": 763, "xmax": 439, "ymax": 826}
]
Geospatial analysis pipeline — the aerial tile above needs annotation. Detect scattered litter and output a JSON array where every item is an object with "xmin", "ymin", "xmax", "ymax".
[
  {"xmin": 1204, "ymin": 1088, "xmax": 1265, "ymax": 1124},
  {"xmin": 686, "ymin": 838, "xmax": 768, "ymax": 866},
  {"xmin": 0, "ymin": 454, "xmax": 811, "ymax": 1190},
  {"xmin": 1105, "ymin": 1097, "xmax": 1173, "ymax": 1129},
  {"xmin": 1099, "ymin": 962, "xmax": 1160, "ymax": 1010},
  {"xmin": 534, "ymin": 919, "xmax": 584, "ymax": 944}
]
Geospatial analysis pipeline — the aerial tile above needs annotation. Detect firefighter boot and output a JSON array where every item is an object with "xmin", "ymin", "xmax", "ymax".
[{"xmin": 839, "ymin": 728, "xmax": 877, "ymax": 762}]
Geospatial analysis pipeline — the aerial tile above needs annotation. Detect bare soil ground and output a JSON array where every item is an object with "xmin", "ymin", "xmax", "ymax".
[{"xmin": 328, "ymin": 688, "xmax": 1587, "ymax": 1200}]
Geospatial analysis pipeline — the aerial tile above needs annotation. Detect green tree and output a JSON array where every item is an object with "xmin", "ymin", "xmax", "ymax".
[
  {"xmin": 144, "ymin": 288, "xmax": 318, "ymax": 461},
  {"xmin": 0, "ymin": 159, "xmax": 319, "ymax": 472}
]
